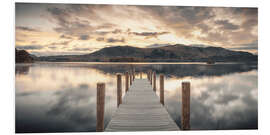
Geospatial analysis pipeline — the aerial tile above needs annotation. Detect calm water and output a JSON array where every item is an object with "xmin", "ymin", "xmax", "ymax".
[{"xmin": 15, "ymin": 62, "xmax": 258, "ymax": 133}]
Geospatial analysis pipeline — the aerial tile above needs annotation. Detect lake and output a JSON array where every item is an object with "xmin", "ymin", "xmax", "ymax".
[{"xmin": 15, "ymin": 62, "xmax": 258, "ymax": 133}]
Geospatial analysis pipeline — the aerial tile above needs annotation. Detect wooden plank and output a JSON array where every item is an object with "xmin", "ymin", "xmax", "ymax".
[{"xmin": 105, "ymin": 79, "xmax": 179, "ymax": 131}]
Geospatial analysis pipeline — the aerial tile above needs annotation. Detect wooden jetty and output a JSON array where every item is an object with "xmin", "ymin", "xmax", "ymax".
[
  {"xmin": 105, "ymin": 80, "xmax": 179, "ymax": 131},
  {"xmin": 96, "ymin": 71, "xmax": 190, "ymax": 132}
]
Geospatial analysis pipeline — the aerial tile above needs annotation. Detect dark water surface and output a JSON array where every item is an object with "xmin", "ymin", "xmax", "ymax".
[{"xmin": 15, "ymin": 62, "xmax": 258, "ymax": 133}]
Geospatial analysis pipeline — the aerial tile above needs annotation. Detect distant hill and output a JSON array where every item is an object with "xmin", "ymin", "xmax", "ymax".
[
  {"xmin": 38, "ymin": 44, "xmax": 258, "ymax": 62},
  {"xmin": 15, "ymin": 49, "xmax": 34, "ymax": 63}
]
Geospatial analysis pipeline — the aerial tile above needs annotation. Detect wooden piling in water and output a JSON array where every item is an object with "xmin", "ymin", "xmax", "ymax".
[
  {"xmin": 150, "ymin": 71, "xmax": 152, "ymax": 85},
  {"xmin": 96, "ymin": 83, "xmax": 105, "ymax": 132},
  {"xmin": 153, "ymin": 72, "xmax": 156, "ymax": 91},
  {"xmin": 133, "ymin": 69, "xmax": 135, "ymax": 80},
  {"xmin": 130, "ymin": 71, "xmax": 132, "ymax": 85},
  {"xmin": 117, "ymin": 74, "xmax": 122, "ymax": 107},
  {"xmin": 147, "ymin": 71, "xmax": 149, "ymax": 80},
  {"xmin": 181, "ymin": 82, "xmax": 190, "ymax": 130},
  {"xmin": 160, "ymin": 74, "xmax": 164, "ymax": 105},
  {"xmin": 148, "ymin": 71, "xmax": 150, "ymax": 81},
  {"xmin": 125, "ymin": 72, "xmax": 129, "ymax": 92}
]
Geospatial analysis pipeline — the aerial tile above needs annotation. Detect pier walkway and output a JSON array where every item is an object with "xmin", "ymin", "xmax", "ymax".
[{"xmin": 105, "ymin": 79, "xmax": 179, "ymax": 131}]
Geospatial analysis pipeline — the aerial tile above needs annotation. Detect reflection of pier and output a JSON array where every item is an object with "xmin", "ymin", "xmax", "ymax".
[{"xmin": 96, "ymin": 70, "xmax": 190, "ymax": 131}]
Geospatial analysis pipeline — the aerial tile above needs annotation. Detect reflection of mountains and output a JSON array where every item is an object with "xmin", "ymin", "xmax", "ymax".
[
  {"xmin": 15, "ymin": 64, "xmax": 31, "ymax": 75},
  {"xmin": 86, "ymin": 63, "xmax": 257, "ymax": 77}
]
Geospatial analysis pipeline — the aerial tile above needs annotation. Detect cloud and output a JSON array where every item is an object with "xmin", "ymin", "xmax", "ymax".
[
  {"xmin": 59, "ymin": 34, "xmax": 73, "ymax": 39},
  {"xmin": 47, "ymin": 7, "xmax": 95, "ymax": 37},
  {"xmin": 96, "ymin": 23, "xmax": 116, "ymax": 29},
  {"xmin": 47, "ymin": 7, "xmax": 70, "ymax": 27},
  {"xmin": 131, "ymin": 31, "xmax": 169, "ymax": 39},
  {"xmin": 16, "ymin": 45, "xmax": 44, "ymax": 50},
  {"xmin": 215, "ymin": 20, "xmax": 240, "ymax": 30},
  {"xmin": 177, "ymin": 7, "xmax": 215, "ymax": 25},
  {"xmin": 139, "ymin": 6, "xmax": 257, "ymax": 46},
  {"xmin": 112, "ymin": 29, "xmax": 122, "ymax": 34},
  {"xmin": 96, "ymin": 37, "xmax": 105, "ymax": 41},
  {"xmin": 78, "ymin": 34, "xmax": 90, "ymax": 40},
  {"xmin": 94, "ymin": 31, "xmax": 110, "ymax": 36},
  {"xmin": 106, "ymin": 37, "xmax": 125, "ymax": 43},
  {"xmin": 196, "ymin": 23, "xmax": 210, "ymax": 33},
  {"xmin": 47, "ymin": 6, "xmax": 118, "ymax": 39},
  {"xmin": 16, "ymin": 4, "xmax": 258, "ymax": 56},
  {"xmin": 242, "ymin": 18, "xmax": 257, "ymax": 29},
  {"xmin": 229, "ymin": 40, "xmax": 258, "ymax": 53},
  {"xmin": 146, "ymin": 44, "xmax": 170, "ymax": 48},
  {"xmin": 142, "ymin": 6, "xmax": 215, "ymax": 25},
  {"xmin": 49, "ymin": 40, "xmax": 72, "ymax": 46},
  {"xmin": 46, "ymin": 84, "xmax": 96, "ymax": 126},
  {"xmin": 70, "ymin": 48, "xmax": 93, "ymax": 51},
  {"xmin": 215, "ymin": 94, "xmax": 238, "ymax": 105},
  {"xmin": 16, "ymin": 26, "xmax": 40, "ymax": 32}
]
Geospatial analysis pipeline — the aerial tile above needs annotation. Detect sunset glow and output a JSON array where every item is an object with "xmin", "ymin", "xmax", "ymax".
[{"xmin": 15, "ymin": 3, "xmax": 258, "ymax": 56}]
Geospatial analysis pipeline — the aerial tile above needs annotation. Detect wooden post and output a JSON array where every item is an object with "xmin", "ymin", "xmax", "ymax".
[
  {"xmin": 153, "ymin": 72, "xmax": 156, "ymax": 91},
  {"xmin": 117, "ymin": 74, "xmax": 122, "ymax": 107},
  {"xmin": 133, "ymin": 69, "xmax": 135, "ymax": 80},
  {"xmin": 147, "ymin": 71, "xmax": 149, "ymax": 80},
  {"xmin": 140, "ymin": 72, "xmax": 142, "ymax": 79},
  {"xmin": 147, "ymin": 71, "xmax": 149, "ymax": 81},
  {"xmin": 181, "ymin": 82, "xmax": 190, "ymax": 130},
  {"xmin": 125, "ymin": 72, "xmax": 129, "ymax": 92},
  {"xmin": 132, "ymin": 70, "xmax": 134, "ymax": 81},
  {"xmin": 96, "ymin": 83, "xmax": 105, "ymax": 132},
  {"xmin": 148, "ymin": 70, "xmax": 151, "ymax": 81},
  {"xmin": 130, "ymin": 71, "xmax": 132, "ymax": 85},
  {"xmin": 160, "ymin": 74, "xmax": 164, "ymax": 105},
  {"xmin": 150, "ymin": 71, "xmax": 152, "ymax": 85}
]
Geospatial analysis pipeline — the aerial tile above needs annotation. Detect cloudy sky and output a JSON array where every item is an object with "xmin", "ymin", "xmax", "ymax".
[{"xmin": 15, "ymin": 3, "xmax": 258, "ymax": 56}]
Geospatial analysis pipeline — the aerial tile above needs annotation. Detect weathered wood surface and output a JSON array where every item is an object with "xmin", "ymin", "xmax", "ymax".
[
  {"xmin": 105, "ymin": 79, "xmax": 179, "ymax": 131},
  {"xmin": 125, "ymin": 72, "xmax": 129, "ymax": 92},
  {"xmin": 117, "ymin": 74, "xmax": 122, "ymax": 107},
  {"xmin": 97, "ymin": 83, "xmax": 105, "ymax": 132},
  {"xmin": 160, "ymin": 74, "xmax": 164, "ymax": 105},
  {"xmin": 181, "ymin": 82, "xmax": 190, "ymax": 130}
]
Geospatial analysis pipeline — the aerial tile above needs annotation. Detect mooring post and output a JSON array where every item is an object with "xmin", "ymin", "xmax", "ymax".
[
  {"xmin": 125, "ymin": 71, "xmax": 129, "ymax": 92},
  {"xmin": 96, "ymin": 83, "xmax": 105, "ymax": 132},
  {"xmin": 181, "ymin": 82, "xmax": 190, "ymax": 130},
  {"xmin": 117, "ymin": 74, "xmax": 122, "ymax": 107},
  {"xmin": 148, "ymin": 71, "xmax": 150, "ymax": 81},
  {"xmin": 160, "ymin": 74, "xmax": 164, "ymax": 105},
  {"xmin": 133, "ymin": 69, "xmax": 135, "ymax": 80},
  {"xmin": 150, "ymin": 70, "xmax": 152, "ymax": 85},
  {"xmin": 153, "ymin": 71, "xmax": 156, "ymax": 91},
  {"xmin": 130, "ymin": 71, "xmax": 132, "ymax": 85},
  {"xmin": 147, "ymin": 71, "xmax": 149, "ymax": 80}
]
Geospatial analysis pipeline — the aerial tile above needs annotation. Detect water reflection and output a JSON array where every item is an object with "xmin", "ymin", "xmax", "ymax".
[
  {"xmin": 164, "ymin": 70, "xmax": 258, "ymax": 130},
  {"xmin": 15, "ymin": 62, "xmax": 257, "ymax": 132},
  {"xmin": 15, "ymin": 64, "xmax": 31, "ymax": 75}
]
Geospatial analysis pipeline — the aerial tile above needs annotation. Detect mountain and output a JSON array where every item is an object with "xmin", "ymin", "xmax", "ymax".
[
  {"xmin": 38, "ymin": 44, "xmax": 258, "ymax": 62},
  {"xmin": 15, "ymin": 49, "xmax": 35, "ymax": 63}
]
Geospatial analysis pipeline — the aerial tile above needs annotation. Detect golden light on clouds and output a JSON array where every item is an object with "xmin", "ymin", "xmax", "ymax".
[{"xmin": 15, "ymin": 3, "xmax": 258, "ymax": 56}]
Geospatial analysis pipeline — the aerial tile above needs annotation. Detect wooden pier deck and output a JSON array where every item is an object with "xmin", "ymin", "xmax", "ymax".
[{"xmin": 105, "ymin": 79, "xmax": 180, "ymax": 131}]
